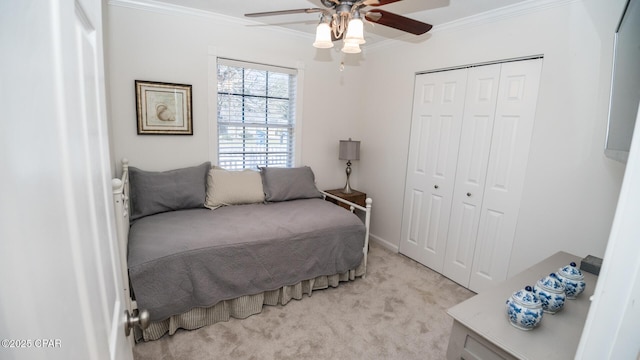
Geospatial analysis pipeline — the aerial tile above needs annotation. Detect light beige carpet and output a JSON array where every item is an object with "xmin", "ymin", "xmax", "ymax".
[{"xmin": 132, "ymin": 242, "xmax": 475, "ymax": 359}]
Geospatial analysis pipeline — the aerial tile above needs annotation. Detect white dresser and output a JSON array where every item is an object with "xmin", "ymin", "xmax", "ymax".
[{"xmin": 446, "ymin": 252, "xmax": 598, "ymax": 360}]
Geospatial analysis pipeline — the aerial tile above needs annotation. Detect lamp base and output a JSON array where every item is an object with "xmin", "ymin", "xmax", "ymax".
[{"xmin": 343, "ymin": 160, "xmax": 353, "ymax": 194}]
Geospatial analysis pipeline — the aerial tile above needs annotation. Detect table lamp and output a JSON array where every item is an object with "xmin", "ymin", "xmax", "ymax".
[{"xmin": 339, "ymin": 138, "xmax": 360, "ymax": 194}]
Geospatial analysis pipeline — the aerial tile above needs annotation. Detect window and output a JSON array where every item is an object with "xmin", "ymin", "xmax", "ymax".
[{"xmin": 216, "ymin": 58, "xmax": 297, "ymax": 170}]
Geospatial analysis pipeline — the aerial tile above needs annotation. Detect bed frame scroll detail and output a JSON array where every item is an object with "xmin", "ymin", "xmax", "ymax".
[
  {"xmin": 321, "ymin": 191, "xmax": 372, "ymax": 279},
  {"xmin": 112, "ymin": 158, "xmax": 134, "ymax": 311}
]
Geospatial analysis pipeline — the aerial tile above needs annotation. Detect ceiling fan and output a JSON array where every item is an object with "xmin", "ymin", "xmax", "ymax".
[{"xmin": 245, "ymin": 0, "xmax": 433, "ymax": 54}]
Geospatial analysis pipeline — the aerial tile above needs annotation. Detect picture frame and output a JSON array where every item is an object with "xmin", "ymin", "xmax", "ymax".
[{"xmin": 135, "ymin": 80, "xmax": 192, "ymax": 135}]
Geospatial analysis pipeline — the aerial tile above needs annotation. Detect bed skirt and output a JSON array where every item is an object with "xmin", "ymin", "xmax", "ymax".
[{"xmin": 137, "ymin": 260, "xmax": 365, "ymax": 341}]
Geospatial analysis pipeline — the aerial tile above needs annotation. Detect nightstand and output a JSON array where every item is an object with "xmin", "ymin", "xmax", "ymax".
[{"xmin": 324, "ymin": 188, "xmax": 366, "ymax": 210}]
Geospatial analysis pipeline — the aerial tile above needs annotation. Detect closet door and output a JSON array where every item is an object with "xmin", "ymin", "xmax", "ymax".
[
  {"xmin": 399, "ymin": 69, "xmax": 468, "ymax": 272},
  {"xmin": 442, "ymin": 64, "xmax": 502, "ymax": 286},
  {"xmin": 469, "ymin": 58, "xmax": 543, "ymax": 293}
]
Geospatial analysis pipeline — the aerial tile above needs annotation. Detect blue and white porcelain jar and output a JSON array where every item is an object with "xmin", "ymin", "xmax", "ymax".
[
  {"xmin": 505, "ymin": 285, "xmax": 544, "ymax": 330},
  {"xmin": 533, "ymin": 273, "xmax": 566, "ymax": 314},
  {"xmin": 556, "ymin": 262, "xmax": 586, "ymax": 299}
]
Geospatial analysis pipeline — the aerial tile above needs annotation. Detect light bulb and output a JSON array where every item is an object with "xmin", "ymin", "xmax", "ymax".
[
  {"xmin": 341, "ymin": 40, "xmax": 361, "ymax": 54},
  {"xmin": 313, "ymin": 22, "xmax": 334, "ymax": 49},
  {"xmin": 345, "ymin": 18, "xmax": 365, "ymax": 44}
]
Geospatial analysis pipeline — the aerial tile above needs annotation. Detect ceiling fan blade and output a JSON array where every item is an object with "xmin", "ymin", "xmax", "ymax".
[
  {"xmin": 245, "ymin": 8, "xmax": 325, "ymax": 18},
  {"xmin": 362, "ymin": 0, "xmax": 403, "ymax": 6},
  {"xmin": 365, "ymin": 9, "xmax": 432, "ymax": 35}
]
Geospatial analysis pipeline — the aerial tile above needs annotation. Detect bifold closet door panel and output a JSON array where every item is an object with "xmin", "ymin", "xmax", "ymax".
[
  {"xmin": 469, "ymin": 58, "xmax": 543, "ymax": 293},
  {"xmin": 400, "ymin": 69, "xmax": 468, "ymax": 272},
  {"xmin": 442, "ymin": 64, "xmax": 502, "ymax": 287}
]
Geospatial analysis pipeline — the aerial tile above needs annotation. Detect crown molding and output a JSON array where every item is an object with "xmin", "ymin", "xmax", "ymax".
[
  {"xmin": 108, "ymin": 0, "xmax": 314, "ymax": 41},
  {"xmin": 366, "ymin": 0, "xmax": 580, "ymax": 51},
  {"xmin": 433, "ymin": 0, "xmax": 581, "ymax": 33},
  {"xmin": 109, "ymin": 0, "xmax": 580, "ymax": 53},
  {"xmin": 109, "ymin": 0, "xmax": 233, "ymax": 22}
]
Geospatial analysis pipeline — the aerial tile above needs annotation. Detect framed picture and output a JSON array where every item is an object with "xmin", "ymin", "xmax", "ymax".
[{"xmin": 135, "ymin": 80, "xmax": 192, "ymax": 135}]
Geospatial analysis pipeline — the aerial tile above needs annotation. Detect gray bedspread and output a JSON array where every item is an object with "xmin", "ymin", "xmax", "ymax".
[{"xmin": 128, "ymin": 198, "xmax": 365, "ymax": 322}]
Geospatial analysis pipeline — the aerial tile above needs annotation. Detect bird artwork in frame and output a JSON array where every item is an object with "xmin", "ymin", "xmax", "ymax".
[{"xmin": 135, "ymin": 80, "xmax": 192, "ymax": 135}]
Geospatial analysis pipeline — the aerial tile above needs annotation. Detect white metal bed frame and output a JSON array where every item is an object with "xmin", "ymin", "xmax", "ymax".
[{"xmin": 111, "ymin": 159, "xmax": 372, "ymax": 314}]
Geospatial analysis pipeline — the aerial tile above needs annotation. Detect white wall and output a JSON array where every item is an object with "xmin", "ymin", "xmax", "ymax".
[
  {"xmin": 358, "ymin": 0, "xmax": 628, "ymax": 275},
  {"xmin": 106, "ymin": 3, "xmax": 365, "ymax": 190}
]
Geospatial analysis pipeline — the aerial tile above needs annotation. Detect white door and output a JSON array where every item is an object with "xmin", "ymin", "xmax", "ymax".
[
  {"xmin": 399, "ymin": 69, "xmax": 468, "ymax": 272},
  {"xmin": 576, "ymin": 102, "xmax": 640, "ymax": 359},
  {"xmin": 469, "ymin": 58, "xmax": 543, "ymax": 293},
  {"xmin": 0, "ymin": 1, "xmax": 133, "ymax": 359},
  {"xmin": 442, "ymin": 64, "xmax": 502, "ymax": 286}
]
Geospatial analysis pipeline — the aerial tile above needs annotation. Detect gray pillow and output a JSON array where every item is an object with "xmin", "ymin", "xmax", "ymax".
[
  {"xmin": 260, "ymin": 166, "xmax": 323, "ymax": 202},
  {"xmin": 129, "ymin": 162, "xmax": 211, "ymax": 221}
]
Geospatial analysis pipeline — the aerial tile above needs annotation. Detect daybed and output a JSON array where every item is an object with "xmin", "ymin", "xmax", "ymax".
[{"xmin": 111, "ymin": 159, "xmax": 372, "ymax": 341}]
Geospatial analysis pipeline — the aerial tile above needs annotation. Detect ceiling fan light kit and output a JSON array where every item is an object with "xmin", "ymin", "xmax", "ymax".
[{"xmin": 246, "ymin": 0, "xmax": 432, "ymax": 55}]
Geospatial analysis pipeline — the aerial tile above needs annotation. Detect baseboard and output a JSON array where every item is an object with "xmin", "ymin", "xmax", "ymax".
[{"xmin": 370, "ymin": 233, "xmax": 399, "ymax": 253}]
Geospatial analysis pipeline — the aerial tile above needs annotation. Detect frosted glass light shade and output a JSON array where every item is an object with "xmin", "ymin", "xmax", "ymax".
[
  {"xmin": 313, "ymin": 23, "xmax": 334, "ymax": 49},
  {"xmin": 341, "ymin": 40, "xmax": 361, "ymax": 54},
  {"xmin": 344, "ymin": 18, "xmax": 365, "ymax": 44}
]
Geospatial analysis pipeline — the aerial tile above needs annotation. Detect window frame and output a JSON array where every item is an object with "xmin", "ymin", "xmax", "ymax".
[{"xmin": 209, "ymin": 53, "xmax": 304, "ymax": 170}]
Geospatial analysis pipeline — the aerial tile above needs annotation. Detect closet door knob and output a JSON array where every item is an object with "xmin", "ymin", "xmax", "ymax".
[
  {"xmin": 466, "ymin": 192, "xmax": 472, "ymax": 197},
  {"xmin": 434, "ymin": 185, "xmax": 439, "ymax": 189}
]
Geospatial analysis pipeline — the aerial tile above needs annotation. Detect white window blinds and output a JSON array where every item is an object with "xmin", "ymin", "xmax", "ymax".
[{"xmin": 217, "ymin": 58, "xmax": 297, "ymax": 170}]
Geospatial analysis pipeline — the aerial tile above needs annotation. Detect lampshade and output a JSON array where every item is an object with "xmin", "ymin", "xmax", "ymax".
[
  {"xmin": 339, "ymin": 139, "xmax": 360, "ymax": 161},
  {"xmin": 341, "ymin": 40, "xmax": 361, "ymax": 54},
  {"xmin": 313, "ymin": 22, "xmax": 334, "ymax": 49},
  {"xmin": 344, "ymin": 18, "xmax": 365, "ymax": 44}
]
